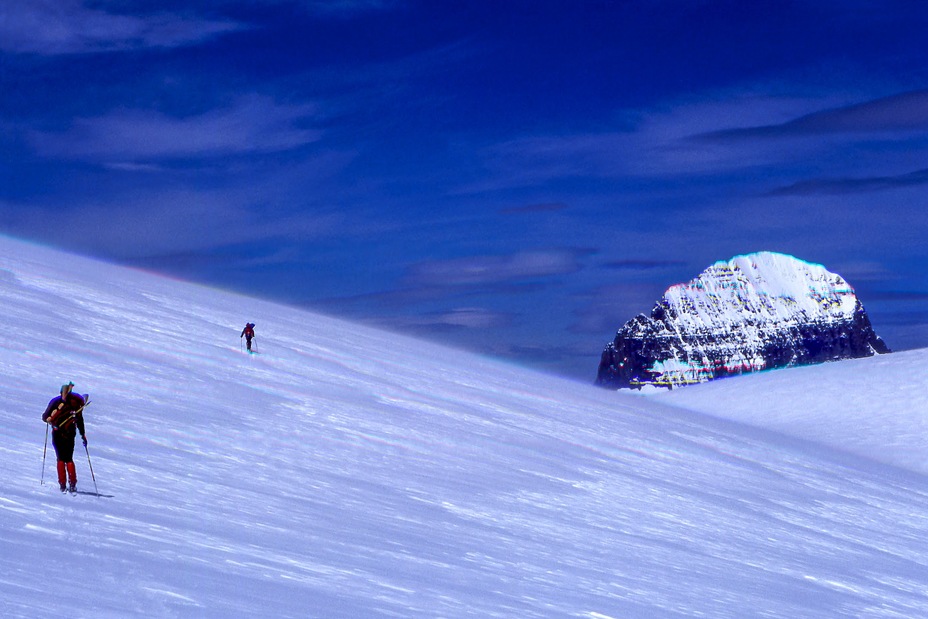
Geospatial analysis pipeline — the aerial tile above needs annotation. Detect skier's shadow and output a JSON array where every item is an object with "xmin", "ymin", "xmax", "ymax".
[{"xmin": 75, "ymin": 490, "xmax": 115, "ymax": 498}]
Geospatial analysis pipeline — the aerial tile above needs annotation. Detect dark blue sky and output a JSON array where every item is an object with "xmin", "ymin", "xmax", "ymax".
[{"xmin": 3, "ymin": 0, "xmax": 928, "ymax": 380}]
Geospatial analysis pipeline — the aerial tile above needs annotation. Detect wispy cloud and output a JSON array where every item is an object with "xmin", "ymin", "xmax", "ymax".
[
  {"xmin": 866, "ymin": 291, "xmax": 928, "ymax": 302},
  {"xmin": 570, "ymin": 281, "xmax": 672, "ymax": 336},
  {"xmin": 405, "ymin": 250, "xmax": 582, "ymax": 287},
  {"xmin": 768, "ymin": 168, "xmax": 928, "ymax": 196},
  {"xmin": 291, "ymin": 0, "xmax": 401, "ymax": 16},
  {"xmin": 470, "ymin": 85, "xmax": 928, "ymax": 194},
  {"xmin": 698, "ymin": 89, "xmax": 928, "ymax": 141},
  {"xmin": 0, "ymin": 175, "xmax": 342, "ymax": 259},
  {"xmin": 29, "ymin": 95, "xmax": 322, "ymax": 161},
  {"xmin": 0, "ymin": 0, "xmax": 242, "ymax": 55},
  {"xmin": 101, "ymin": 161, "xmax": 166, "ymax": 173},
  {"xmin": 1, "ymin": 189, "xmax": 256, "ymax": 257},
  {"xmin": 465, "ymin": 92, "xmax": 835, "ymax": 190},
  {"xmin": 600, "ymin": 259, "xmax": 687, "ymax": 271},
  {"xmin": 377, "ymin": 307, "xmax": 511, "ymax": 331},
  {"xmin": 498, "ymin": 202, "xmax": 569, "ymax": 215}
]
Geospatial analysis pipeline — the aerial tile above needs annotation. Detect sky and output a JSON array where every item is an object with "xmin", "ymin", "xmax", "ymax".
[
  {"xmin": 2, "ymin": 1, "xmax": 928, "ymax": 380},
  {"xmin": 3, "ymin": 235, "xmax": 928, "ymax": 617}
]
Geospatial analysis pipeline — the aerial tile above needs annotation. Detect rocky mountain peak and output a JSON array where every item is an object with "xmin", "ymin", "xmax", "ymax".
[{"xmin": 596, "ymin": 252, "xmax": 890, "ymax": 389}]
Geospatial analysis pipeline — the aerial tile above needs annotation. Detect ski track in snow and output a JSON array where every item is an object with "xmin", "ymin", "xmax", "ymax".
[{"xmin": 1, "ymin": 236, "xmax": 928, "ymax": 618}]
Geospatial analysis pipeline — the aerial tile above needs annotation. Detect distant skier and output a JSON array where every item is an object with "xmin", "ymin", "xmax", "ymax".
[
  {"xmin": 42, "ymin": 382, "xmax": 88, "ymax": 493},
  {"xmin": 241, "ymin": 322, "xmax": 256, "ymax": 352}
]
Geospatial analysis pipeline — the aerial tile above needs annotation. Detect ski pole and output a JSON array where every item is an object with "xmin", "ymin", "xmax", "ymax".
[
  {"xmin": 41, "ymin": 423, "xmax": 49, "ymax": 485},
  {"xmin": 84, "ymin": 442, "xmax": 98, "ymax": 495}
]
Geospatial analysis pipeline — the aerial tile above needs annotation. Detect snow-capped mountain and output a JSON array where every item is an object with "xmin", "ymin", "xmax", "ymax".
[{"xmin": 597, "ymin": 252, "xmax": 889, "ymax": 389}]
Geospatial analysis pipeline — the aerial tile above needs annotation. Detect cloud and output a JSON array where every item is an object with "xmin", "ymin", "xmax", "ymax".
[
  {"xmin": 472, "ymin": 132, "xmax": 630, "ymax": 190},
  {"xmin": 405, "ymin": 250, "xmax": 582, "ymax": 287},
  {"xmin": 0, "ymin": 179, "xmax": 341, "ymax": 259},
  {"xmin": 29, "ymin": 95, "xmax": 322, "ymax": 161},
  {"xmin": 464, "ymin": 92, "xmax": 838, "ymax": 190},
  {"xmin": 466, "ymin": 88, "xmax": 928, "ymax": 195},
  {"xmin": 768, "ymin": 168, "xmax": 928, "ymax": 196},
  {"xmin": 698, "ymin": 89, "xmax": 928, "ymax": 141},
  {"xmin": 101, "ymin": 162, "xmax": 166, "ymax": 173},
  {"xmin": 0, "ymin": 0, "xmax": 242, "ymax": 55},
  {"xmin": 498, "ymin": 202, "xmax": 569, "ymax": 215},
  {"xmin": 381, "ymin": 307, "xmax": 511, "ymax": 331},
  {"xmin": 291, "ymin": 0, "xmax": 400, "ymax": 16},
  {"xmin": 600, "ymin": 259, "xmax": 687, "ymax": 271},
  {"xmin": 827, "ymin": 260, "xmax": 901, "ymax": 285},
  {"xmin": 569, "ymin": 281, "xmax": 672, "ymax": 337},
  {"xmin": 0, "ymin": 189, "xmax": 251, "ymax": 257},
  {"xmin": 868, "ymin": 291, "xmax": 928, "ymax": 302}
]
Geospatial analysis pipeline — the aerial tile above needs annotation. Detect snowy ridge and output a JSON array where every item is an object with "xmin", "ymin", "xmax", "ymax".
[
  {"xmin": 597, "ymin": 251, "xmax": 888, "ymax": 389},
  {"xmin": 1, "ymin": 236, "xmax": 927, "ymax": 618}
]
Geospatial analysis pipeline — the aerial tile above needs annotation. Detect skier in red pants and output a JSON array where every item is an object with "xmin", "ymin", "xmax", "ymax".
[{"xmin": 42, "ymin": 382, "xmax": 87, "ymax": 493}]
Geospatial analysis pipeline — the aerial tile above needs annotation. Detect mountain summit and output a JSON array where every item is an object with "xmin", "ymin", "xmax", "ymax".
[{"xmin": 596, "ymin": 251, "xmax": 890, "ymax": 389}]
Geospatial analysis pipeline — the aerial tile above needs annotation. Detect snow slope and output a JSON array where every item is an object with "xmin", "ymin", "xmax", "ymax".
[
  {"xmin": 655, "ymin": 348, "xmax": 928, "ymax": 475},
  {"xmin": 2, "ymin": 235, "xmax": 928, "ymax": 618}
]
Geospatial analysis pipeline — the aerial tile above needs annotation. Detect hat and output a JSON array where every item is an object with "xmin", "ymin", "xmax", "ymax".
[{"xmin": 61, "ymin": 381, "xmax": 74, "ymax": 394}]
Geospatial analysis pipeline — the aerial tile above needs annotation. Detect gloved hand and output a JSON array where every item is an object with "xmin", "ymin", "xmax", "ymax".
[{"xmin": 82, "ymin": 435, "xmax": 88, "ymax": 447}]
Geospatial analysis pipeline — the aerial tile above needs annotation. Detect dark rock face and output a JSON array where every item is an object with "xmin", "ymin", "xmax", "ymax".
[{"xmin": 596, "ymin": 252, "xmax": 890, "ymax": 390}]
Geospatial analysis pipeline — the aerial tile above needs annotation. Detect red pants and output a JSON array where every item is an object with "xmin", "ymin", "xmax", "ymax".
[{"xmin": 57, "ymin": 461, "xmax": 77, "ymax": 488}]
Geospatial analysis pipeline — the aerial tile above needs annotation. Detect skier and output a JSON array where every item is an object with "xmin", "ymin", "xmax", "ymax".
[
  {"xmin": 42, "ymin": 382, "xmax": 88, "ymax": 493},
  {"xmin": 241, "ymin": 322, "xmax": 256, "ymax": 352}
]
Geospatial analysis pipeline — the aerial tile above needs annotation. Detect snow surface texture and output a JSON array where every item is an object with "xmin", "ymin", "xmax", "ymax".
[
  {"xmin": 2, "ymin": 235, "xmax": 928, "ymax": 618},
  {"xmin": 598, "ymin": 251, "xmax": 888, "ymax": 388}
]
